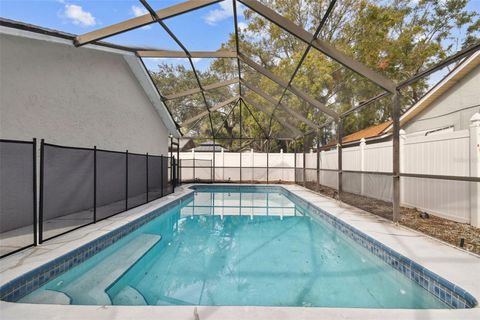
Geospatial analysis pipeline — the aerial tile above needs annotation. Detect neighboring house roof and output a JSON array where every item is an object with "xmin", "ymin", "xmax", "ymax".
[
  {"xmin": 319, "ymin": 121, "xmax": 392, "ymax": 150},
  {"xmin": 170, "ymin": 139, "xmax": 195, "ymax": 152},
  {"xmin": 187, "ymin": 141, "xmax": 227, "ymax": 152},
  {"xmin": 324, "ymin": 50, "xmax": 480, "ymax": 147},
  {"xmin": 0, "ymin": 18, "xmax": 181, "ymax": 138},
  {"xmin": 341, "ymin": 121, "xmax": 392, "ymax": 144}
]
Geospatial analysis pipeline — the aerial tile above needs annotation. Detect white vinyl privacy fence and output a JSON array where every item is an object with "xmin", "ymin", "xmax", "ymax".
[
  {"xmin": 179, "ymin": 117, "xmax": 479, "ymax": 226},
  {"xmin": 179, "ymin": 150, "xmax": 295, "ymax": 183}
]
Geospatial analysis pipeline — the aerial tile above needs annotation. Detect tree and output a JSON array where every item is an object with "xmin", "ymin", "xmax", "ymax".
[{"xmin": 151, "ymin": 0, "xmax": 479, "ymax": 142}]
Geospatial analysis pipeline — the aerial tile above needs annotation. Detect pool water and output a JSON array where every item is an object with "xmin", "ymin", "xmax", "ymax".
[{"xmin": 19, "ymin": 189, "xmax": 447, "ymax": 308}]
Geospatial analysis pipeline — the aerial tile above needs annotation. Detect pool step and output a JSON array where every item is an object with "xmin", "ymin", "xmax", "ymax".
[
  {"xmin": 155, "ymin": 293, "xmax": 192, "ymax": 306},
  {"xmin": 19, "ymin": 289, "xmax": 71, "ymax": 305},
  {"xmin": 111, "ymin": 285, "xmax": 147, "ymax": 305},
  {"xmin": 62, "ymin": 233, "xmax": 161, "ymax": 305}
]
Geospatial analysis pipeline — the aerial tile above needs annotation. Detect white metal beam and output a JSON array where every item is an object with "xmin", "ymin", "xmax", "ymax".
[
  {"xmin": 75, "ymin": 0, "xmax": 222, "ymax": 46},
  {"xmin": 137, "ymin": 50, "xmax": 237, "ymax": 58}
]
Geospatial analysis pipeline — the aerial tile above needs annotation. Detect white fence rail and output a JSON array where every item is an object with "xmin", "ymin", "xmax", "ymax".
[{"xmin": 179, "ymin": 120, "xmax": 479, "ymax": 225}]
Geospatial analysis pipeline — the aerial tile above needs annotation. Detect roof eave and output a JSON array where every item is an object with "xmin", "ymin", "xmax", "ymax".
[{"xmin": 383, "ymin": 50, "xmax": 480, "ymax": 134}]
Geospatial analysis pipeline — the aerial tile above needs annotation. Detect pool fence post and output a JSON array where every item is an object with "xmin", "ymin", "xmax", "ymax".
[
  {"xmin": 160, "ymin": 155, "xmax": 164, "ymax": 197},
  {"xmin": 93, "ymin": 146, "xmax": 97, "ymax": 223},
  {"xmin": 33, "ymin": 138, "xmax": 37, "ymax": 246},
  {"xmin": 39, "ymin": 139, "xmax": 44, "ymax": 244},
  {"xmin": 170, "ymin": 135, "xmax": 175, "ymax": 189},
  {"xmin": 146, "ymin": 153, "xmax": 149, "ymax": 203},
  {"xmin": 125, "ymin": 150, "xmax": 128, "ymax": 211},
  {"xmin": 177, "ymin": 138, "xmax": 180, "ymax": 185},
  {"xmin": 172, "ymin": 156, "xmax": 175, "ymax": 193}
]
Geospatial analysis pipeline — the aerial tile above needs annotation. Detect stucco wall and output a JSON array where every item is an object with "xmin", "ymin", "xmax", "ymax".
[
  {"xmin": 404, "ymin": 64, "xmax": 480, "ymax": 134},
  {"xmin": 0, "ymin": 33, "xmax": 170, "ymax": 155}
]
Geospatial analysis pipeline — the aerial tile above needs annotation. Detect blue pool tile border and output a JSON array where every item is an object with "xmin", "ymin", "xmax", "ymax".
[
  {"xmin": 280, "ymin": 186, "xmax": 477, "ymax": 309},
  {"xmin": 0, "ymin": 185, "xmax": 477, "ymax": 309},
  {"xmin": 0, "ymin": 193, "xmax": 194, "ymax": 303}
]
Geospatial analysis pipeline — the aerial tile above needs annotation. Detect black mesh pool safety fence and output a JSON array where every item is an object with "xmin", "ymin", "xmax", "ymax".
[
  {"xmin": 127, "ymin": 153, "xmax": 147, "ymax": 209},
  {"xmin": 38, "ymin": 140, "xmax": 175, "ymax": 244},
  {"xmin": 96, "ymin": 149, "xmax": 127, "ymax": 220},
  {"xmin": 0, "ymin": 139, "xmax": 37, "ymax": 258},
  {"xmin": 41, "ymin": 143, "xmax": 95, "ymax": 242},
  {"xmin": 148, "ymin": 155, "xmax": 163, "ymax": 201}
]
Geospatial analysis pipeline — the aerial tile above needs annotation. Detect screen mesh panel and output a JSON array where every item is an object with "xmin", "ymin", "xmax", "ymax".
[
  {"xmin": 42, "ymin": 144, "xmax": 94, "ymax": 240},
  {"xmin": 0, "ymin": 140, "xmax": 173, "ymax": 249},
  {"xmin": 96, "ymin": 150, "xmax": 126, "ymax": 220},
  {"xmin": 127, "ymin": 153, "xmax": 147, "ymax": 209},
  {"xmin": 0, "ymin": 140, "xmax": 35, "ymax": 257},
  {"xmin": 148, "ymin": 155, "xmax": 163, "ymax": 201}
]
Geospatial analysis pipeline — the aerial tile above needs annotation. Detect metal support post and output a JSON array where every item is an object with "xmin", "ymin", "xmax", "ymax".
[
  {"xmin": 337, "ymin": 119, "xmax": 343, "ymax": 200},
  {"xmin": 267, "ymin": 139, "xmax": 270, "ymax": 183},
  {"xmin": 392, "ymin": 90, "xmax": 401, "ymax": 222},
  {"xmin": 212, "ymin": 137, "xmax": 215, "ymax": 183},
  {"xmin": 303, "ymin": 135, "xmax": 306, "ymax": 187},
  {"xmin": 293, "ymin": 139, "xmax": 297, "ymax": 184},
  {"xmin": 316, "ymin": 132, "xmax": 320, "ymax": 191}
]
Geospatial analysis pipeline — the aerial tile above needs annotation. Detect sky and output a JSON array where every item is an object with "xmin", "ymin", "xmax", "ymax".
[
  {"xmin": 1, "ymin": 0, "xmax": 479, "ymax": 80},
  {"xmin": 0, "ymin": 0, "xmax": 246, "ymax": 72}
]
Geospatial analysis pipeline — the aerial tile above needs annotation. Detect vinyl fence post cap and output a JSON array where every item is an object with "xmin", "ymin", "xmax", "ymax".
[{"xmin": 470, "ymin": 112, "xmax": 480, "ymax": 126}]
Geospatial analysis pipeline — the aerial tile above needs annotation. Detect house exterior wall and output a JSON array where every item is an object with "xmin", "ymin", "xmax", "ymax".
[
  {"xmin": 404, "ymin": 64, "xmax": 480, "ymax": 134},
  {"xmin": 0, "ymin": 33, "xmax": 170, "ymax": 155}
]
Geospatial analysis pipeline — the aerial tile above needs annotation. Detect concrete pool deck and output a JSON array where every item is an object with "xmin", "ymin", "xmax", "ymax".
[{"xmin": 0, "ymin": 184, "xmax": 479, "ymax": 319}]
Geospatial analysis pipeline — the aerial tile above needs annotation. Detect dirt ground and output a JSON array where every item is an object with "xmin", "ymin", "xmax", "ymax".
[{"xmin": 304, "ymin": 182, "xmax": 480, "ymax": 255}]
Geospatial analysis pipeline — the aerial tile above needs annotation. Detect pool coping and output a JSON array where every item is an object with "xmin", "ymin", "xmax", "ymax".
[{"xmin": 0, "ymin": 183, "xmax": 479, "ymax": 320}]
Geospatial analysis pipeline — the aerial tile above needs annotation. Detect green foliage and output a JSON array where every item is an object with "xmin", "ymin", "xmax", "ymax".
[{"xmin": 151, "ymin": 0, "xmax": 479, "ymax": 145}]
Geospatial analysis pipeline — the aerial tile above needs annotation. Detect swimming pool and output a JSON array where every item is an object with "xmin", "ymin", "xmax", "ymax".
[{"xmin": 1, "ymin": 186, "xmax": 476, "ymax": 309}]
